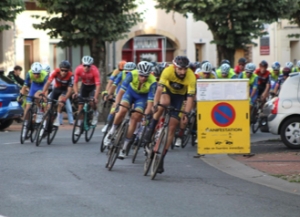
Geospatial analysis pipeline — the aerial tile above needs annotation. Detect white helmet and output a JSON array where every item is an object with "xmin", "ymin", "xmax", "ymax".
[
  {"xmin": 271, "ymin": 61, "xmax": 281, "ymax": 71},
  {"xmin": 137, "ymin": 61, "xmax": 152, "ymax": 76},
  {"xmin": 220, "ymin": 63, "xmax": 230, "ymax": 74},
  {"xmin": 124, "ymin": 62, "xmax": 136, "ymax": 71},
  {"xmin": 31, "ymin": 62, "xmax": 43, "ymax": 74},
  {"xmin": 285, "ymin": 62, "xmax": 293, "ymax": 69},
  {"xmin": 297, "ymin": 60, "xmax": 300, "ymax": 68},
  {"xmin": 245, "ymin": 63, "xmax": 256, "ymax": 73},
  {"xmin": 201, "ymin": 62, "xmax": 212, "ymax": 73},
  {"xmin": 82, "ymin": 56, "xmax": 94, "ymax": 65},
  {"xmin": 42, "ymin": 64, "xmax": 51, "ymax": 73}
]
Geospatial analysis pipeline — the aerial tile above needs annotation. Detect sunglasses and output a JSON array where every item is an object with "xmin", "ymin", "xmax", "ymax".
[
  {"xmin": 245, "ymin": 71, "xmax": 253, "ymax": 74},
  {"xmin": 83, "ymin": 65, "xmax": 91, "ymax": 68},
  {"xmin": 33, "ymin": 73, "xmax": 40, "ymax": 75},
  {"xmin": 60, "ymin": 69, "xmax": 68, "ymax": 72},
  {"xmin": 139, "ymin": 74, "xmax": 148, "ymax": 78}
]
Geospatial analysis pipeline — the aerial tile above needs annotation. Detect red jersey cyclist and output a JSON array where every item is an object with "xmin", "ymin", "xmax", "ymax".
[{"xmin": 73, "ymin": 56, "xmax": 101, "ymax": 134}]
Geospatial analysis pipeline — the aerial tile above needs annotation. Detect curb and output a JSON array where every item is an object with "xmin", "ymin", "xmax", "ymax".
[{"xmin": 201, "ymin": 137, "xmax": 300, "ymax": 196}]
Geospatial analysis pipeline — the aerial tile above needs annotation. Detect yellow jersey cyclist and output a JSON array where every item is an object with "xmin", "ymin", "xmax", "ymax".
[
  {"xmin": 143, "ymin": 56, "xmax": 196, "ymax": 173},
  {"xmin": 103, "ymin": 61, "xmax": 157, "ymax": 159},
  {"xmin": 216, "ymin": 63, "xmax": 237, "ymax": 79},
  {"xmin": 101, "ymin": 62, "xmax": 137, "ymax": 132},
  {"xmin": 198, "ymin": 62, "xmax": 217, "ymax": 79},
  {"xmin": 238, "ymin": 63, "xmax": 258, "ymax": 111},
  {"xmin": 269, "ymin": 61, "xmax": 282, "ymax": 91},
  {"xmin": 20, "ymin": 62, "xmax": 48, "ymax": 134}
]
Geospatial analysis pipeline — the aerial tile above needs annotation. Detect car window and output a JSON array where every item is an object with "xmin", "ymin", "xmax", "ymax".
[{"xmin": 0, "ymin": 74, "xmax": 15, "ymax": 84}]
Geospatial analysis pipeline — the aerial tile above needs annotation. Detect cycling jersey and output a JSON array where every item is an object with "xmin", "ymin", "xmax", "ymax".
[
  {"xmin": 49, "ymin": 68, "xmax": 73, "ymax": 89},
  {"xmin": 159, "ymin": 65, "xmax": 196, "ymax": 95},
  {"xmin": 109, "ymin": 68, "xmax": 121, "ymax": 81},
  {"xmin": 197, "ymin": 72, "xmax": 217, "ymax": 79},
  {"xmin": 239, "ymin": 71, "xmax": 258, "ymax": 105},
  {"xmin": 234, "ymin": 65, "xmax": 244, "ymax": 74},
  {"xmin": 274, "ymin": 75, "xmax": 287, "ymax": 93},
  {"xmin": 292, "ymin": 67, "xmax": 299, "ymax": 72},
  {"xmin": 114, "ymin": 69, "xmax": 138, "ymax": 94},
  {"xmin": 269, "ymin": 69, "xmax": 282, "ymax": 81},
  {"xmin": 254, "ymin": 69, "xmax": 270, "ymax": 88},
  {"xmin": 216, "ymin": 69, "xmax": 237, "ymax": 79},
  {"xmin": 74, "ymin": 65, "xmax": 100, "ymax": 86},
  {"xmin": 24, "ymin": 70, "xmax": 48, "ymax": 103}
]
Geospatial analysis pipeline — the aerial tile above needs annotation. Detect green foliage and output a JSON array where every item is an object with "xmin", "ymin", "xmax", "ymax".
[
  {"xmin": 34, "ymin": 0, "xmax": 142, "ymax": 50},
  {"xmin": 156, "ymin": 0, "xmax": 296, "ymax": 63},
  {"xmin": 288, "ymin": 0, "xmax": 300, "ymax": 39},
  {"xmin": 0, "ymin": 0, "xmax": 24, "ymax": 31}
]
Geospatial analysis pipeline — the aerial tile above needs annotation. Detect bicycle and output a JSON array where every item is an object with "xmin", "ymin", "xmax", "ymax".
[
  {"xmin": 20, "ymin": 95, "xmax": 46, "ymax": 144},
  {"xmin": 143, "ymin": 104, "xmax": 188, "ymax": 180},
  {"xmin": 250, "ymin": 98, "xmax": 262, "ymax": 134},
  {"xmin": 72, "ymin": 97, "xmax": 97, "ymax": 144},
  {"xmin": 105, "ymin": 104, "xmax": 145, "ymax": 171},
  {"xmin": 131, "ymin": 122, "xmax": 147, "ymax": 164},
  {"xmin": 100, "ymin": 98, "xmax": 115, "ymax": 152},
  {"xmin": 35, "ymin": 97, "xmax": 59, "ymax": 146}
]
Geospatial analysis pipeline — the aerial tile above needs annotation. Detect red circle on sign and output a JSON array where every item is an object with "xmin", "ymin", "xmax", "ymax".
[{"xmin": 211, "ymin": 103, "xmax": 236, "ymax": 127}]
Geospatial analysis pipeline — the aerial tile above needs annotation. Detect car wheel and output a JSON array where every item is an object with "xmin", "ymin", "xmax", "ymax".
[
  {"xmin": 280, "ymin": 117, "xmax": 300, "ymax": 149},
  {"xmin": 0, "ymin": 119, "xmax": 14, "ymax": 130}
]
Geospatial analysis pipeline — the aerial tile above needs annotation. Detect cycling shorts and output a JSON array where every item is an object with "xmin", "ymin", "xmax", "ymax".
[
  {"xmin": 49, "ymin": 88, "xmax": 67, "ymax": 102},
  {"xmin": 79, "ymin": 84, "xmax": 95, "ymax": 104},
  {"xmin": 27, "ymin": 84, "xmax": 44, "ymax": 104},
  {"xmin": 162, "ymin": 87, "xmax": 185, "ymax": 120},
  {"xmin": 121, "ymin": 85, "xmax": 147, "ymax": 112}
]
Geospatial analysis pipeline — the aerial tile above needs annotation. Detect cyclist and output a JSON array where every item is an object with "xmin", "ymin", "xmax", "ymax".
[
  {"xmin": 103, "ymin": 61, "xmax": 157, "ymax": 159},
  {"xmin": 285, "ymin": 61, "xmax": 298, "ymax": 72},
  {"xmin": 42, "ymin": 64, "xmax": 51, "ymax": 74},
  {"xmin": 216, "ymin": 59, "xmax": 235, "ymax": 76},
  {"xmin": 152, "ymin": 62, "xmax": 169, "ymax": 82},
  {"xmin": 101, "ymin": 62, "xmax": 137, "ymax": 132},
  {"xmin": 273, "ymin": 67, "xmax": 291, "ymax": 95},
  {"xmin": 41, "ymin": 60, "xmax": 73, "ymax": 127},
  {"xmin": 238, "ymin": 63, "xmax": 258, "ymax": 111},
  {"xmin": 20, "ymin": 62, "xmax": 48, "ymax": 135},
  {"xmin": 7, "ymin": 65, "xmax": 24, "ymax": 88},
  {"xmin": 198, "ymin": 62, "xmax": 217, "ymax": 79},
  {"xmin": 103, "ymin": 60, "xmax": 126, "ymax": 98},
  {"xmin": 269, "ymin": 61, "xmax": 282, "ymax": 91},
  {"xmin": 143, "ymin": 56, "xmax": 196, "ymax": 173},
  {"xmin": 73, "ymin": 56, "xmax": 101, "ymax": 134},
  {"xmin": 234, "ymin": 58, "xmax": 247, "ymax": 75},
  {"xmin": 254, "ymin": 60, "xmax": 270, "ymax": 103},
  {"xmin": 216, "ymin": 63, "xmax": 237, "ymax": 79}
]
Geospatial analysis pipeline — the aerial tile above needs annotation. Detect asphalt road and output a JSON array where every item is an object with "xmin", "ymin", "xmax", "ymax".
[{"xmin": 0, "ymin": 127, "xmax": 299, "ymax": 217}]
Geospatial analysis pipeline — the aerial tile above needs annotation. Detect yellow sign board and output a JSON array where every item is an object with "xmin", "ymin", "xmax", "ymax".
[{"xmin": 196, "ymin": 79, "xmax": 250, "ymax": 154}]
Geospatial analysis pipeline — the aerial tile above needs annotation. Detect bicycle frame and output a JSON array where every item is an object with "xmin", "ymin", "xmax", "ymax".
[{"xmin": 82, "ymin": 101, "xmax": 96, "ymax": 131}]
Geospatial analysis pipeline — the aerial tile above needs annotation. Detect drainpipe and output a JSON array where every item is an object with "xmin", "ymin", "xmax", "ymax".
[{"xmin": 112, "ymin": 41, "xmax": 116, "ymax": 69}]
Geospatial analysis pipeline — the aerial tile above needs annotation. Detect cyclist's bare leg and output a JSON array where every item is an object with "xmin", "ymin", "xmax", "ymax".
[{"xmin": 165, "ymin": 117, "xmax": 179, "ymax": 150}]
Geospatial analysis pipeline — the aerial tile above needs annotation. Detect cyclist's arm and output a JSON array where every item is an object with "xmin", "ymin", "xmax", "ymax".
[
  {"xmin": 184, "ymin": 95, "xmax": 194, "ymax": 114},
  {"xmin": 250, "ymin": 77, "xmax": 258, "ymax": 98},
  {"xmin": 145, "ymin": 82, "xmax": 157, "ymax": 115},
  {"xmin": 21, "ymin": 73, "xmax": 31, "ymax": 95},
  {"xmin": 64, "ymin": 75, "xmax": 74, "ymax": 100},
  {"xmin": 153, "ymin": 85, "xmax": 163, "ymax": 106},
  {"xmin": 108, "ymin": 73, "xmax": 122, "ymax": 96},
  {"xmin": 105, "ymin": 69, "xmax": 118, "ymax": 91},
  {"xmin": 273, "ymin": 81, "xmax": 280, "ymax": 96},
  {"xmin": 262, "ymin": 81, "xmax": 270, "ymax": 98},
  {"xmin": 73, "ymin": 68, "xmax": 80, "ymax": 95},
  {"xmin": 42, "ymin": 73, "xmax": 53, "ymax": 94}
]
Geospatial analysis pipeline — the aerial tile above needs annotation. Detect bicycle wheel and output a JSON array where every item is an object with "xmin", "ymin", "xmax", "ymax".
[
  {"xmin": 20, "ymin": 109, "xmax": 32, "ymax": 144},
  {"xmin": 150, "ymin": 127, "xmax": 168, "ymax": 180},
  {"xmin": 72, "ymin": 110, "xmax": 84, "ymax": 144},
  {"xmin": 181, "ymin": 115, "xmax": 195, "ymax": 148},
  {"xmin": 36, "ymin": 111, "xmax": 50, "ymax": 146},
  {"xmin": 250, "ymin": 106, "xmax": 259, "ymax": 134},
  {"xmin": 85, "ymin": 109, "xmax": 95, "ymax": 142},
  {"xmin": 108, "ymin": 124, "xmax": 126, "ymax": 171},
  {"xmin": 30, "ymin": 105, "xmax": 39, "ymax": 143},
  {"xmin": 47, "ymin": 112, "xmax": 58, "ymax": 145},
  {"xmin": 132, "ymin": 125, "xmax": 147, "ymax": 164},
  {"xmin": 100, "ymin": 116, "xmax": 114, "ymax": 153}
]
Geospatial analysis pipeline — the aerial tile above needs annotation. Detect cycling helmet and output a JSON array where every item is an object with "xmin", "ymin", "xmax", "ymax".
[
  {"xmin": 259, "ymin": 60, "xmax": 268, "ymax": 68},
  {"xmin": 124, "ymin": 62, "xmax": 136, "ymax": 71},
  {"xmin": 137, "ymin": 61, "xmax": 152, "ymax": 76},
  {"xmin": 245, "ymin": 63, "xmax": 256, "ymax": 73},
  {"xmin": 82, "ymin": 56, "xmax": 93, "ymax": 65},
  {"xmin": 282, "ymin": 67, "xmax": 291, "ymax": 76},
  {"xmin": 153, "ymin": 62, "xmax": 169, "ymax": 77},
  {"xmin": 285, "ymin": 62, "xmax": 294, "ymax": 69},
  {"xmin": 31, "ymin": 62, "xmax": 43, "ymax": 74},
  {"xmin": 238, "ymin": 58, "xmax": 247, "ymax": 65},
  {"xmin": 59, "ymin": 60, "xmax": 71, "ymax": 69},
  {"xmin": 201, "ymin": 62, "xmax": 212, "ymax": 73},
  {"xmin": 271, "ymin": 61, "xmax": 281, "ymax": 71},
  {"xmin": 220, "ymin": 59, "xmax": 230, "ymax": 66},
  {"xmin": 297, "ymin": 60, "xmax": 300, "ymax": 68},
  {"xmin": 173, "ymin": 56, "xmax": 190, "ymax": 68},
  {"xmin": 42, "ymin": 64, "xmax": 51, "ymax": 73},
  {"xmin": 221, "ymin": 63, "xmax": 230, "ymax": 74},
  {"xmin": 194, "ymin": 61, "xmax": 201, "ymax": 69},
  {"xmin": 118, "ymin": 60, "xmax": 127, "ymax": 70}
]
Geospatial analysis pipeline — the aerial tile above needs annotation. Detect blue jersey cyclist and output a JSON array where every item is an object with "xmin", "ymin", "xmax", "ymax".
[
  {"xmin": 269, "ymin": 61, "xmax": 282, "ymax": 91},
  {"xmin": 273, "ymin": 67, "xmax": 291, "ymax": 95},
  {"xmin": 104, "ymin": 61, "xmax": 157, "ymax": 159},
  {"xmin": 101, "ymin": 62, "xmax": 137, "ymax": 133},
  {"xmin": 20, "ymin": 62, "xmax": 48, "ymax": 133},
  {"xmin": 238, "ymin": 63, "xmax": 258, "ymax": 110}
]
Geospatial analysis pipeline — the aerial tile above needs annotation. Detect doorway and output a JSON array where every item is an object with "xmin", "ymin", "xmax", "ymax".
[{"xmin": 24, "ymin": 39, "xmax": 34, "ymax": 76}]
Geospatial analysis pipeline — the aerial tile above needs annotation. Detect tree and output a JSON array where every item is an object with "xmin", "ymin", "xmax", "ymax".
[
  {"xmin": 156, "ymin": 0, "xmax": 294, "ymax": 65},
  {"xmin": 0, "ymin": 0, "xmax": 24, "ymax": 32},
  {"xmin": 288, "ymin": 0, "xmax": 300, "ymax": 38},
  {"xmin": 33, "ymin": 0, "xmax": 142, "ymax": 76}
]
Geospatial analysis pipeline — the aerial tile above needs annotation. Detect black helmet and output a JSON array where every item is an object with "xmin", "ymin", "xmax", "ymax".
[
  {"xmin": 238, "ymin": 57, "xmax": 247, "ymax": 64},
  {"xmin": 59, "ymin": 60, "xmax": 71, "ymax": 69},
  {"xmin": 153, "ymin": 62, "xmax": 168, "ymax": 77},
  {"xmin": 259, "ymin": 60, "xmax": 268, "ymax": 68},
  {"xmin": 173, "ymin": 56, "xmax": 190, "ymax": 68},
  {"xmin": 221, "ymin": 59, "xmax": 230, "ymax": 65}
]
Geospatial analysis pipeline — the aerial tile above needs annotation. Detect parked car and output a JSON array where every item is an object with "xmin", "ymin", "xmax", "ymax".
[
  {"xmin": 0, "ymin": 70, "xmax": 23, "ymax": 130},
  {"xmin": 260, "ymin": 72, "xmax": 300, "ymax": 149}
]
